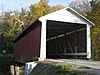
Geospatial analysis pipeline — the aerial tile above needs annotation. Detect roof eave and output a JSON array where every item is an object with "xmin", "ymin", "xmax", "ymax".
[{"xmin": 66, "ymin": 7, "xmax": 95, "ymax": 26}]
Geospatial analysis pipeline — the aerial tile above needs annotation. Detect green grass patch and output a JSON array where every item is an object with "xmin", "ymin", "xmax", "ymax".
[
  {"xmin": 48, "ymin": 64, "xmax": 92, "ymax": 75},
  {"xmin": 20, "ymin": 66, "xmax": 24, "ymax": 75},
  {"xmin": 32, "ymin": 64, "xmax": 94, "ymax": 75}
]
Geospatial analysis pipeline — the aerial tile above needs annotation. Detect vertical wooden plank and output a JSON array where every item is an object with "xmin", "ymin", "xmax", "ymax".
[
  {"xmin": 15, "ymin": 66, "xmax": 20, "ymax": 75},
  {"xmin": 86, "ymin": 25, "xmax": 91, "ymax": 59},
  {"xmin": 39, "ymin": 20, "xmax": 46, "ymax": 61},
  {"xmin": 64, "ymin": 34, "xmax": 74, "ymax": 53},
  {"xmin": 75, "ymin": 31, "xmax": 78, "ymax": 58},
  {"xmin": 56, "ymin": 38, "xmax": 62, "ymax": 53},
  {"xmin": 10, "ymin": 65, "xmax": 15, "ymax": 75},
  {"xmin": 59, "ymin": 37, "xmax": 65, "ymax": 53}
]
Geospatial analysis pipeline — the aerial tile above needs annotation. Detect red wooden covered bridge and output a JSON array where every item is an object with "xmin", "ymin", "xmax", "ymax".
[{"xmin": 14, "ymin": 7, "xmax": 94, "ymax": 63}]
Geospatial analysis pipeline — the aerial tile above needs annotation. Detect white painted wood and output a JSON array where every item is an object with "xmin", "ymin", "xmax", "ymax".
[
  {"xmin": 10, "ymin": 65, "xmax": 15, "ymax": 75},
  {"xmin": 40, "ymin": 9, "xmax": 83, "ymax": 24},
  {"xmin": 24, "ymin": 62, "xmax": 37, "ymax": 75},
  {"xmin": 86, "ymin": 25, "xmax": 91, "ymax": 59},
  {"xmin": 39, "ymin": 19, "xmax": 46, "ymax": 61},
  {"xmin": 39, "ymin": 7, "xmax": 94, "ymax": 26},
  {"xmin": 15, "ymin": 66, "xmax": 20, "ymax": 75},
  {"xmin": 38, "ymin": 7, "xmax": 93, "ymax": 59}
]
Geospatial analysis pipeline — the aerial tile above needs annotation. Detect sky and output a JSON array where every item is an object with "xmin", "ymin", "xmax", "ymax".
[
  {"xmin": 0, "ymin": 0, "xmax": 91, "ymax": 13},
  {"xmin": 0, "ymin": 0, "xmax": 75, "ymax": 13}
]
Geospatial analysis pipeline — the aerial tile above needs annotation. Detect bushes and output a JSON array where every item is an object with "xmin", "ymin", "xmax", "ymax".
[
  {"xmin": 91, "ymin": 27, "xmax": 100, "ymax": 61},
  {"xmin": 92, "ymin": 48, "xmax": 100, "ymax": 61},
  {"xmin": 86, "ymin": 1, "xmax": 100, "ymax": 61},
  {"xmin": 0, "ymin": 54, "xmax": 13, "ymax": 75},
  {"xmin": 31, "ymin": 64, "xmax": 94, "ymax": 75}
]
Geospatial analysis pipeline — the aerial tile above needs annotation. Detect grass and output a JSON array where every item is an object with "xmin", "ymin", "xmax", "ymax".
[
  {"xmin": 20, "ymin": 66, "xmax": 25, "ymax": 75},
  {"xmin": 31, "ymin": 64, "xmax": 94, "ymax": 75}
]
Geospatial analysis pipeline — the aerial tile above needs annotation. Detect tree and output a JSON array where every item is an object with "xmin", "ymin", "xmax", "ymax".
[
  {"xmin": 40, "ymin": 0, "xmax": 49, "ymax": 3},
  {"xmin": 69, "ymin": 0, "xmax": 100, "ymax": 60},
  {"xmin": 69, "ymin": 0, "xmax": 91, "ymax": 16},
  {"xmin": 1, "ymin": 9, "xmax": 27, "ymax": 54},
  {"xmin": 90, "ymin": 0, "xmax": 100, "ymax": 14},
  {"xmin": 0, "ymin": 1, "xmax": 66, "ymax": 74},
  {"xmin": 0, "ymin": 1, "xmax": 65, "ymax": 55},
  {"xmin": 51, "ymin": 4, "xmax": 65, "ymax": 12},
  {"xmin": 87, "ymin": 0, "xmax": 100, "ymax": 60},
  {"xmin": 29, "ymin": 1, "xmax": 51, "ymax": 18}
]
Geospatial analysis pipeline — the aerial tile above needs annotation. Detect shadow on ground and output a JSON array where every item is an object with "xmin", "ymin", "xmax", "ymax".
[{"xmin": 29, "ymin": 61, "xmax": 100, "ymax": 75}]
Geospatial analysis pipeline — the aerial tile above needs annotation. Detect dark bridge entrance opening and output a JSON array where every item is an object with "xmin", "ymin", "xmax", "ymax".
[{"xmin": 46, "ymin": 20, "xmax": 87, "ymax": 59}]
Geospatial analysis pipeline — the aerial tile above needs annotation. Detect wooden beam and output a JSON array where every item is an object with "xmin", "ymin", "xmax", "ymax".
[
  {"xmin": 75, "ymin": 31, "xmax": 78, "ymax": 58},
  {"xmin": 46, "ymin": 28, "xmax": 86, "ymax": 41},
  {"xmin": 66, "ymin": 28, "xmax": 86, "ymax": 35},
  {"xmin": 47, "ymin": 26, "xmax": 68, "ymax": 30},
  {"xmin": 55, "ymin": 38, "xmax": 58, "ymax": 54},
  {"xmin": 61, "ymin": 53, "xmax": 87, "ymax": 56},
  {"xmin": 58, "ymin": 38, "xmax": 65, "ymax": 53},
  {"xmin": 56, "ymin": 38, "xmax": 61, "ymax": 53},
  {"xmin": 64, "ymin": 34, "xmax": 74, "ymax": 53},
  {"xmin": 47, "ymin": 53, "xmax": 87, "ymax": 56}
]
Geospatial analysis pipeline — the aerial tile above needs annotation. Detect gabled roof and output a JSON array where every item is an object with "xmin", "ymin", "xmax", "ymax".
[
  {"xmin": 66, "ymin": 7, "xmax": 94, "ymax": 25},
  {"xmin": 14, "ymin": 7, "xmax": 94, "ymax": 43},
  {"xmin": 14, "ymin": 20, "xmax": 41, "ymax": 43},
  {"xmin": 39, "ymin": 7, "xmax": 94, "ymax": 26}
]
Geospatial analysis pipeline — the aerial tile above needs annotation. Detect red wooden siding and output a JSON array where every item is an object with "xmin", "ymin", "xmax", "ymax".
[{"xmin": 14, "ymin": 26, "xmax": 41, "ymax": 63}]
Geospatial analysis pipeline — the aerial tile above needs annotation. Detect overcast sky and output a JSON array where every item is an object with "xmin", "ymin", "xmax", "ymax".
[{"xmin": 0, "ymin": 0, "xmax": 91, "ymax": 13}]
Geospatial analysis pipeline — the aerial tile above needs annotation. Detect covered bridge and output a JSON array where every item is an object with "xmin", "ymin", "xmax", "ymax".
[{"xmin": 14, "ymin": 7, "xmax": 94, "ymax": 63}]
